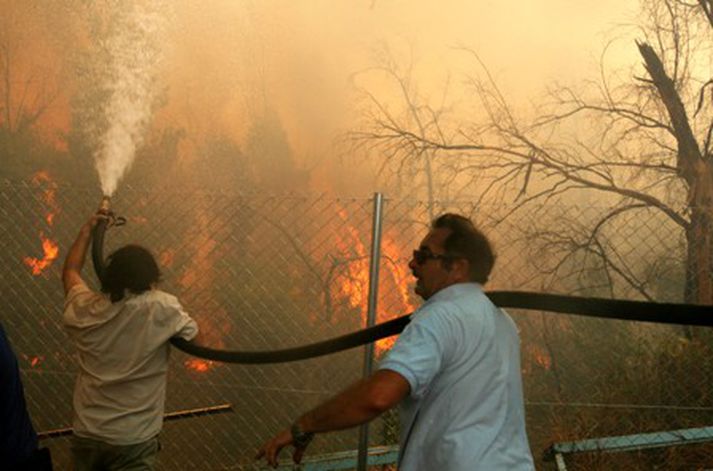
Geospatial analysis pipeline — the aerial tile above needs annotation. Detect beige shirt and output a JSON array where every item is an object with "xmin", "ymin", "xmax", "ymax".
[{"xmin": 63, "ymin": 283, "xmax": 198, "ymax": 445}]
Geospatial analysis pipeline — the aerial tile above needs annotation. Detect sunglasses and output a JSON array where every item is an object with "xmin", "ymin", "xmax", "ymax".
[{"xmin": 412, "ymin": 249, "xmax": 451, "ymax": 265}]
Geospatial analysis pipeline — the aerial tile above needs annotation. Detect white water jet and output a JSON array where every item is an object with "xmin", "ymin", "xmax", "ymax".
[{"xmin": 92, "ymin": 1, "xmax": 166, "ymax": 196}]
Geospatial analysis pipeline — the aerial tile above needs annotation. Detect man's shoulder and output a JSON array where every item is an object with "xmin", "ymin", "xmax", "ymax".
[
  {"xmin": 423, "ymin": 285, "xmax": 488, "ymax": 312},
  {"xmin": 130, "ymin": 290, "xmax": 185, "ymax": 317},
  {"xmin": 415, "ymin": 286, "xmax": 500, "ymax": 330},
  {"xmin": 134, "ymin": 289, "xmax": 179, "ymax": 304},
  {"xmin": 65, "ymin": 282, "xmax": 111, "ymax": 311},
  {"xmin": 410, "ymin": 300, "xmax": 459, "ymax": 335},
  {"xmin": 63, "ymin": 285, "xmax": 114, "ymax": 328},
  {"xmin": 65, "ymin": 281, "xmax": 93, "ymax": 299}
]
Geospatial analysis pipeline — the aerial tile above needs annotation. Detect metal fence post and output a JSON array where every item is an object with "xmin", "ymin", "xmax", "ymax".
[{"xmin": 356, "ymin": 192, "xmax": 384, "ymax": 471}]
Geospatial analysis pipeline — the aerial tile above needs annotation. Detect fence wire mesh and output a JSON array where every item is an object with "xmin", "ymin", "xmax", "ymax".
[{"xmin": 2, "ymin": 177, "xmax": 713, "ymax": 470}]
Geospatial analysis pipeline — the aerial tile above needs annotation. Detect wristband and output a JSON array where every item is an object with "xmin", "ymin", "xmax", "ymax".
[{"xmin": 291, "ymin": 422, "xmax": 315, "ymax": 448}]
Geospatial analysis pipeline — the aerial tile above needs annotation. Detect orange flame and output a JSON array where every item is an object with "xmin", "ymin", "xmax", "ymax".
[
  {"xmin": 374, "ymin": 235, "xmax": 417, "ymax": 353},
  {"xmin": 328, "ymin": 207, "xmax": 417, "ymax": 356},
  {"xmin": 184, "ymin": 358, "xmax": 213, "ymax": 373},
  {"xmin": 21, "ymin": 354, "xmax": 45, "ymax": 369},
  {"xmin": 332, "ymin": 209, "xmax": 370, "ymax": 311},
  {"xmin": 526, "ymin": 343, "xmax": 552, "ymax": 371},
  {"xmin": 159, "ymin": 249, "xmax": 176, "ymax": 268},
  {"xmin": 31, "ymin": 170, "xmax": 60, "ymax": 224},
  {"xmin": 24, "ymin": 232, "xmax": 60, "ymax": 275},
  {"xmin": 178, "ymin": 207, "xmax": 229, "ymax": 375},
  {"xmin": 24, "ymin": 171, "xmax": 60, "ymax": 275}
]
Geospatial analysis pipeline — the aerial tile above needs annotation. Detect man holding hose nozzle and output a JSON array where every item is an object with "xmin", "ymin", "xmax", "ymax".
[
  {"xmin": 257, "ymin": 213, "xmax": 534, "ymax": 470},
  {"xmin": 62, "ymin": 210, "xmax": 199, "ymax": 470}
]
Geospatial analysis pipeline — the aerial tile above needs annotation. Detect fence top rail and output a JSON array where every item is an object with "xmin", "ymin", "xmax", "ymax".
[{"xmin": 543, "ymin": 425, "xmax": 713, "ymax": 461}]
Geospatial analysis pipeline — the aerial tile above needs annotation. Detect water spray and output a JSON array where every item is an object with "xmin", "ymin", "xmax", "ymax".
[
  {"xmin": 87, "ymin": 1, "xmax": 164, "ymax": 274},
  {"xmin": 75, "ymin": 1, "xmax": 166, "ymax": 198}
]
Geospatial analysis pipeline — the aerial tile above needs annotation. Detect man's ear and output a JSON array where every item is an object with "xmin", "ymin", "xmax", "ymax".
[{"xmin": 450, "ymin": 258, "xmax": 470, "ymax": 282}]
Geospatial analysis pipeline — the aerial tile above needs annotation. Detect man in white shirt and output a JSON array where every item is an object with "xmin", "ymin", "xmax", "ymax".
[
  {"xmin": 62, "ymin": 215, "xmax": 199, "ymax": 470},
  {"xmin": 257, "ymin": 213, "xmax": 534, "ymax": 470}
]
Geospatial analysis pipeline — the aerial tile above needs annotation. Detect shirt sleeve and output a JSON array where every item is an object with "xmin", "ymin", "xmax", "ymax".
[
  {"xmin": 377, "ymin": 305, "xmax": 451, "ymax": 399},
  {"xmin": 63, "ymin": 282, "xmax": 107, "ymax": 328},
  {"xmin": 165, "ymin": 296, "xmax": 199, "ymax": 341}
]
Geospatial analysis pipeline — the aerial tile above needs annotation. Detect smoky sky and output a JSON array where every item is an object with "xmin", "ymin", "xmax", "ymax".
[
  {"xmin": 159, "ymin": 0, "xmax": 639, "ymax": 155},
  {"xmin": 4, "ymin": 0, "xmax": 640, "ymax": 191}
]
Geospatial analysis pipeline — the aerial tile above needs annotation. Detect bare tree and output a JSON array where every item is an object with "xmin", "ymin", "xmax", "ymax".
[
  {"xmin": 0, "ymin": 4, "xmax": 60, "ymax": 144},
  {"xmin": 350, "ymin": 44, "xmax": 460, "ymax": 219},
  {"xmin": 352, "ymin": 0, "xmax": 712, "ymax": 305},
  {"xmin": 0, "ymin": 0, "xmax": 88, "ymax": 182},
  {"xmin": 0, "ymin": 45, "xmax": 57, "ymax": 139}
]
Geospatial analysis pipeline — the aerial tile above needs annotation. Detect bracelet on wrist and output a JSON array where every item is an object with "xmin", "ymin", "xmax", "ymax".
[{"xmin": 291, "ymin": 422, "xmax": 315, "ymax": 448}]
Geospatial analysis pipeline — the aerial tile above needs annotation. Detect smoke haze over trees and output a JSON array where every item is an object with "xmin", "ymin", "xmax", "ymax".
[
  {"xmin": 1, "ymin": 0, "xmax": 642, "ymax": 193},
  {"xmin": 352, "ymin": 0, "xmax": 712, "ymax": 306}
]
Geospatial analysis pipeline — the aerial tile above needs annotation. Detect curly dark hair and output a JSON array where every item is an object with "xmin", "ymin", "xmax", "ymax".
[
  {"xmin": 101, "ymin": 244, "xmax": 161, "ymax": 303},
  {"xmin": 432, "ymin": 213, "xmax": 496, "ymax": 284}
]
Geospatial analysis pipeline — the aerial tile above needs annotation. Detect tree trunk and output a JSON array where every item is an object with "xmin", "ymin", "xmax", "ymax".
[
  {"xmin": 638, "ymin": 41, "xmax": 713, "ymax": 304},
  {"xmin": 684, "ymin": 207, "xmax": 713, "ymax": 304}
]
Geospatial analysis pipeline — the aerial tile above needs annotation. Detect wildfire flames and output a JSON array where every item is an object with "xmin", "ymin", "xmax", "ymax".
[
  {"xmin": 24, "ymin": 234, "xmax": 60, "ymax": 275},
  {"xmin": 169, "ymin": 200, "xmax": 417, "ymax": 374},
  {"xmin": 331, "ymin": 207, "xmax": 417, "ymax": 356},
  {"xmin": 332, "ymin": 210, "xmax": 370, "ymax": 310},
  {"xmin": 21, "ymin": 353, "xmax": 45, "ymax": 369},
  {"xmin": 176, "ymin": 207, "xmax": 230, "ymax": 375},
  {"xmin": 376, "ymin": 236, "xmax": 418, "ymax": 352},
  {"xmin": 185, "ymin": 358, "xmax": 212, "ymax": 373},
  {"xmin": 24, "ymin": 171, "xmax": 60, "ymax": 276},
  {"xmin": 531, "ymin": 344, "xmax": 552, "ymax": 370}
]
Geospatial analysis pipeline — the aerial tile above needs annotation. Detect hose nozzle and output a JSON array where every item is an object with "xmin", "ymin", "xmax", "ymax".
[{"xmin": 98, "ymin": 196, "xmax": 111, "ymax": 215}]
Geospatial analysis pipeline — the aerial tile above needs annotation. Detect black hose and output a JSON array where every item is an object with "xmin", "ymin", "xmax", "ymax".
[
  {"xmin": 91, "ymin": 217, "xmax": 110, "ymax": 285},
  {"xmin": 169, "ymin": 292, "xmax": 713, "ymax": 364},
  {"xmin": 91, "ymin": 217, "xmax": 713, "ymax": 365},
  {"xmin": 487, "ymin": 292, "xmax": 713, "ymax": 327},
  {"xmin": 169, "ymin": 315, "xmax": 411, "ymax": 364}
]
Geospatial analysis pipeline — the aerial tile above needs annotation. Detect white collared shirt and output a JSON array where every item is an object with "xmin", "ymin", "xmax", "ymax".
[{"xmin": 63, "ymin": 283, "xmax": 198, "ymax": 445}]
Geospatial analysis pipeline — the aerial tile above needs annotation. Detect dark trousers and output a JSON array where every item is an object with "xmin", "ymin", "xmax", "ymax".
[{"xmin": 71, "ymin": 435, "xmax": 159, "ymax": 471}]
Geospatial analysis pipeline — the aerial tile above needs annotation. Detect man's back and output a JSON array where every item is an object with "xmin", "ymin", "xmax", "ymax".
[
  {"xmin": 63, "ymin": 283, "xmax": 198, "ymax": 445},
  {"xmin": 379, "ymin": 283, "xmax": 534, "ymax": 470}
]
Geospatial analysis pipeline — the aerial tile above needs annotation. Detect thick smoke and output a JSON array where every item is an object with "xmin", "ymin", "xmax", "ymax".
[{"xmin": 90, "ymin": 1, "xmax": 165, "ymax": 196}]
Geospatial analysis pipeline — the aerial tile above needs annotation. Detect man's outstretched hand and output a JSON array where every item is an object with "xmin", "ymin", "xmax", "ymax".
[{"xmin": 255, "ymin": 428, "xmax": 307, "ymax": 468}]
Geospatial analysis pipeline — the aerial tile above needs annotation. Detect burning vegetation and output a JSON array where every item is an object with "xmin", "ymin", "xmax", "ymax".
[{"xmin": 23, "ymin": 171, "xmax": 60, "ymax": 276}]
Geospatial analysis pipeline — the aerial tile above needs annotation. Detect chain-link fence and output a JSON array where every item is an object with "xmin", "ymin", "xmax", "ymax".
[{"xmin": 2, "ymin": 176, "xmax": 713, "ymax": 470}]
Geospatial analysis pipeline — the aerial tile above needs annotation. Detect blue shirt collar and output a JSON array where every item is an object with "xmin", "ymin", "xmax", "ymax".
[{"xmin": 424, "ymin": 282, "xmax": 483, "ymax": 305}]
